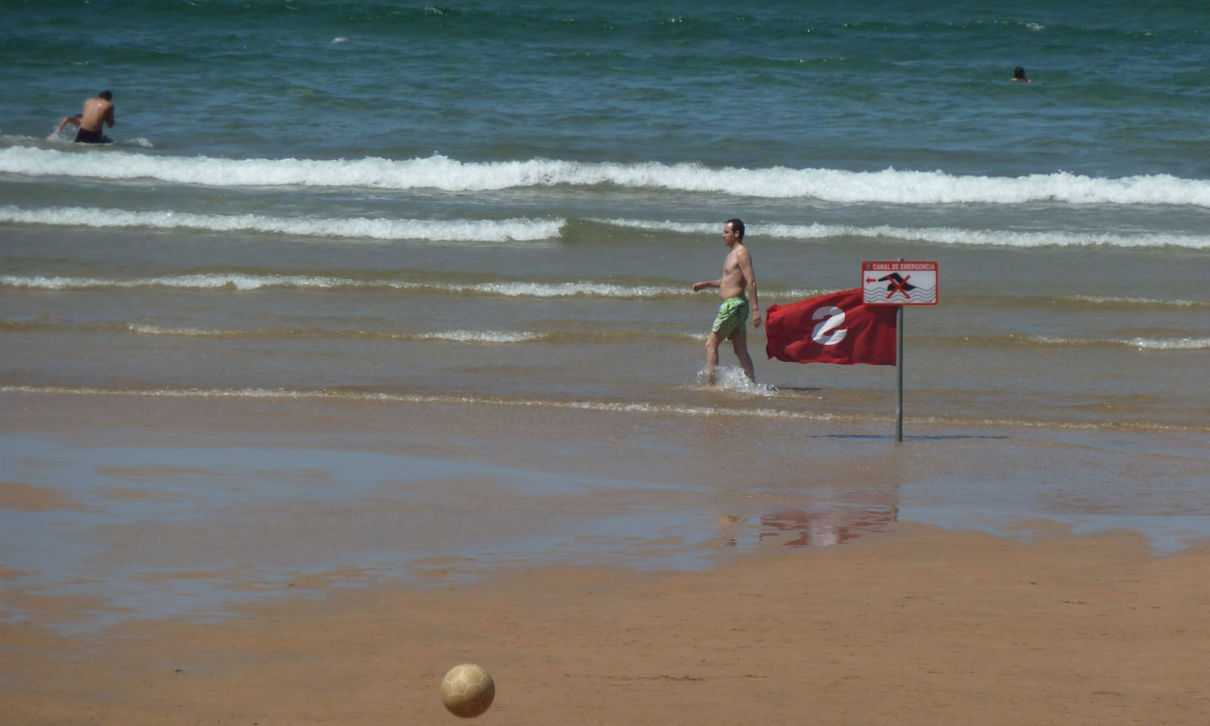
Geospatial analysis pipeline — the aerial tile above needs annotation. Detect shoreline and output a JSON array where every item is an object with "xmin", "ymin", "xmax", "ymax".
[
  {"xmin": 3, "ymin": 389, "xmax": 1208, "ymax": 626},
  {"xmin": 3, "ymin": 382, "xmax": 1208, "ymax": 435}
]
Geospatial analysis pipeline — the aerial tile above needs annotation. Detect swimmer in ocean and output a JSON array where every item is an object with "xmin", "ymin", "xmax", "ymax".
[{"xmin": 55, "ymin": 90, "xmax": 116, "ymax": 143}]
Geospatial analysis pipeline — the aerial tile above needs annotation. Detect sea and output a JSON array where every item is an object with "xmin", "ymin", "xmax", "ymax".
[
  {"xmin": 4, "ymin": 0, "xmax": 1210, "ymax": 431},
  {"xmin": 4, "ymin": 0, "xmax": 1210, "ymax": 628}
]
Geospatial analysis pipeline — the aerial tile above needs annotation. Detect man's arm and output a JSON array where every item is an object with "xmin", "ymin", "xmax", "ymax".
[
  {"xmin": 56, "ymin": 115, "xmax": 81, "ymax": 133},
  {"xmin": 692, "ymin": 280, "xmax": 720, "ymax": 292},
  {"xmin": 104, "ymin": 105, "xmax": 115, "ymax": 127},
  {"xmin": 738, "ymin": 248, "xmax": 761, "ymax": 327}
]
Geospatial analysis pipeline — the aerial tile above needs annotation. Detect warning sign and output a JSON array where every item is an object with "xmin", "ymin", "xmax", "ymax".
[{"xmin": 861, "ymin": 261, "xmax": 939, "ymax": 305}]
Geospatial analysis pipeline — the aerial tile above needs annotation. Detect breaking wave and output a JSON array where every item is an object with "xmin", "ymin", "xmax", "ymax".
[
  {"xmin": 596, "ymin": 218, "xmax": 1210, "ymax": 250},
  {"xmin": 8, "ymin": 205, "xmax": 1210, "ymax": 251},
  {"xmin": 0, "ymin": 205, "xmax": 562, "ymax": 243},
  {"xmin": 6, "ymin": 146, "xmax": 1210, "ymax": 205},
  {"xmin": 0, "ymin": 273, "xmax": 721, "ymax": 299}
]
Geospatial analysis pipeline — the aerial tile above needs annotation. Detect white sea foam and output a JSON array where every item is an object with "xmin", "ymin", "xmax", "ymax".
[
  {"xmin": 124, "ymin": 323, "xmax": 542, "ymax": 343},
  {"xmin": 0, "ymin": 384, "xmax": 830, "ymax": 421},
  {"xmin": 697, "ymin": 366, "xmax": 778, "ymax": 397},
  {"xmin": 467, "ymin": 281, "xmax": 679, "ymax": 297},
  {"xmin": 417, "ymin": 330, "xmax": 544, "ymax": 343},
  {"xmin": 127, "ymin": 324, "xmax": 229, "ymax": 337},
  {"xmin": 3, "ymin": 384, "xmax": 1202, "ymax": 433},
  {"xmin": 1, "ymin": 273, "xmax": 348, "ymax": 291},
  {"xmin": 1030, "ymin": 335, "xmax": 1210, "ymax": 350},
  {"xmin": 4, "ymin": 319, "xmax": 714, "ymax": 344},
  {"xmin": 0, "ymin": 273, "xmax": 1181, "ymax": 307},
  {"xmin": 0, "ymin": 205, "xmax": 563, "ymax": 243},
  {"xmin": 1127, "ymin": 337, "xmax": 1210, "ymax": 350},
  {"xmin": 595, "ymin": 218, "xmax": 1210, "ymax": 251},
  {"xmin": 0, "ymin": 273, "xmax": 691, "ymax": 298},
  {"xmin": 1068, "ymin": 295, "xmax": 1207, "ymax": 308},
  {"xmin": 6, "ymin": 146, "xmax": 1210, "ymax": 205}
]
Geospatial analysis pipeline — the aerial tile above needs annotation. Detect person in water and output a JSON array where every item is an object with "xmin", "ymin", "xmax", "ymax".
[
  {"xmin": 692, "ymin": 218, "xmax": 761, "ymax": 384},
  {"xmin": 1012, "ymin": 66, "xmax": 1030, "ymax": 83},
  {"xmin": 56, "ymin": 90, "xmax": 116, "ymax": 143}
]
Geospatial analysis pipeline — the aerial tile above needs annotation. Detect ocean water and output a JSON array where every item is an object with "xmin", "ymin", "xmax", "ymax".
[{"xmin": 3, "ymin": 0, "xmax": 1210, "ymax": 431}]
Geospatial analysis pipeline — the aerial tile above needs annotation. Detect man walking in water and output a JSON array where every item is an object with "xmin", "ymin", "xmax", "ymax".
[
  {"xmin": 692, "ymin": 218, "xmax": 761, "ymax": 384},
  {"xmin": 55, "ymin": 90, "xmax": 115, "ymax": 144}
]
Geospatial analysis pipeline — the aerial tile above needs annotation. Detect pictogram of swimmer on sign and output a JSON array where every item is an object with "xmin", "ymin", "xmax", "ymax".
[{"xmin": 861, "ymin": 272, "xmax": 917, "ymax": 299}]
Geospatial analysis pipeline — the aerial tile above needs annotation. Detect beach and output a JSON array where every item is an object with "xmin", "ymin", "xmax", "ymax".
[
  {"xmin": 5, "ymin": 1, "xmax": 1210, "ymax": 722},
  {"xmin": 3, "ymin": 391, "xmax": 1210, "ymax": 725}
]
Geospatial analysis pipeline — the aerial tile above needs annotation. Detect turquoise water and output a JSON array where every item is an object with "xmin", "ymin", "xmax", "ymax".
[
  {"xmin": 8, "ymin": 0, "xmax": 1210, "ymax": 174},
  {"xmin": 3, "ymin": 0, "xmax": 1210, "ymax": 430}
]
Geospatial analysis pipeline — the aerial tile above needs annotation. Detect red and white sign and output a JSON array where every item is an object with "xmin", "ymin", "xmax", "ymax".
[{"xmin": 861, "ymin": 261, "xmax": 938, "ymax": 305}]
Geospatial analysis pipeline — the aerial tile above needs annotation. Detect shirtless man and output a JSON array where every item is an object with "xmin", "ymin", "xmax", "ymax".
[
  {"xmin": 692, "ymin": 218, "xmax": 761, "ymax": 384},
  {"xmin": 55, "ymin": 90, "xmax": 115, "ymax": 144}
]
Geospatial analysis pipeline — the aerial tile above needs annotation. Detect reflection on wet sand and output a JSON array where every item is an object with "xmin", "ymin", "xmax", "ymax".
[
  {"xmin": 760, "ymin": 505, "xmax": 898, "ymax": 547},
  {"xmin": 718, "ymin": 496, "xmax": 900, "ymax": 550}
]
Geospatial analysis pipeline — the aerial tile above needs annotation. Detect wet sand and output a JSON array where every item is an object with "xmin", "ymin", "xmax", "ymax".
[
  {"xmin": 0, "ymin": 480, "xmax": 84, "ymax": 512},
  {"xmin": 2, "ymin": 391, "xmax": 1209, "ymax": 724},
  {"xmin": 6, "ymin": 526, "xmax": 1210, "ymax": 725}
]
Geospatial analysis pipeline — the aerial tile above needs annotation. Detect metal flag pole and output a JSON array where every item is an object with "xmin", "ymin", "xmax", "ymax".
[{"xmin": 896, "ymin": 305, "xmax": 904, "ymax": 443}]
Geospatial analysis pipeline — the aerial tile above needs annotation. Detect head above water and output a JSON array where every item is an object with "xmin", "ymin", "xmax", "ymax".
[
  {"xmin": 1012, "ymin": 66, "xmax": 1028, "ymax": 81},
  {"xmin": 723, "ymin": 218, "xmax": 745, "ymax": 242},
  {"xmin": 98, "ymin": 90, "xmax": 112, "ymax": 100}
]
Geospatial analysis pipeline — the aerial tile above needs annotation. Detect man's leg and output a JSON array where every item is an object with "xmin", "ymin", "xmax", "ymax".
[
  {"xmin": 704, "ymin": 332, "xmax": 721, "ymax": 385},
  {"xmin": 731, "ymin": 327, "xmax": 755, "ymax": 383}
]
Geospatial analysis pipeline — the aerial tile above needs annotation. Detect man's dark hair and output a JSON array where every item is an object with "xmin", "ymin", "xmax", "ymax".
[
  {"xmin": 725, "ymin": 218, "xmax": 745, "ymax": 240},
  {"xmin": 98, "ymin": 90, "xmax": 113, "ymax": 100},
  {"xmin": 1012, "ymin": 66, "xmax": 1027, "ymax": 80}
]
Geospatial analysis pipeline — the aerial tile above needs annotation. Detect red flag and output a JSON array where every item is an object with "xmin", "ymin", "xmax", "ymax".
[{"xmin": 765, "ymin": 288, "xmax": 897, "ymax": 365}]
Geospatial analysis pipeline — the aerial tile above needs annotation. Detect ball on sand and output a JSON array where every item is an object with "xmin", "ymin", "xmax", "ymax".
[{"xmin": 440, "ymin": 663, "xmax": 495, "ymax": 718}]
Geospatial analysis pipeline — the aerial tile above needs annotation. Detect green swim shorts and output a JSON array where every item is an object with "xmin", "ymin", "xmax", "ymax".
[{"xmin": 710, "ymin": 296, "xmax": 749, "ymax": 340}]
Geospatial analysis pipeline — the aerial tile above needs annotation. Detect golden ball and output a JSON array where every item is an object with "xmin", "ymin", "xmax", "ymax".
[{"xmin": 440, "ymin": 663, "xmax": 495, "ymax": 718}]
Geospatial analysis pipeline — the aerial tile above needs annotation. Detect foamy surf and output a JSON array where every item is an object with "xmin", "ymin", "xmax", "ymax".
[
  {"xmin": 127, "ymin": 324, "xmax": 230, "ymax": 337},
  {"xmin": 0, "ymin": 384, "xmax": 834, "ymax": 422},
  {"xmin": 126, "ymin": 325, "xmax": 542, "ymax": 343},
  {"xmin": 0, "ymin": 384, "xmax": 1201, "ymax": 433},
  {"xmin": 0, "ymin": 273, "xmax": 691, "ymax": 298},
  {"xmin": 0, "ymin": 205, "xmax": 563, "ymax": 243},
  {"xmin": 1029, "ymin": 335, "xmax": 1210, "ymax": 351},
  {"xmin": 695, "ymin": 367, "xmax": 778, "ymax": 397},
  {"xmin": 9, "ymin": 205, "xmax": 1210, "ymax": 250},
  {"xmin": 415, "ymin": 330, "xmax": 544, "ymax": 343},
  {"xmin": 2, "ymin": 319, "xmax": 711, "ymax": 345},
  {"xmin": 6, "ymin": 147, "xmax": 1210, "ymax": 206},
  {"xmin": 0, "ymin": 273, "xmax": 819, "ymax": 300},
  {"xmin": 595, "ymin": 218, "xmax": 1210, "ymax": 251},
  {"xmin": 1067, "ymin": 295, "xmax": 1208, "ymax": 308}
]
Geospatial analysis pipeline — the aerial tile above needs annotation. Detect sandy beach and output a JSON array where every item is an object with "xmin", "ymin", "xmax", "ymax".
[
  {"xmin": 5, "ymin": 517, "xmax": 1210, "ymax": 725},
  {"xmin": 3, "ymin": 390, "xmax": 1209, "ymax": 725}
]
